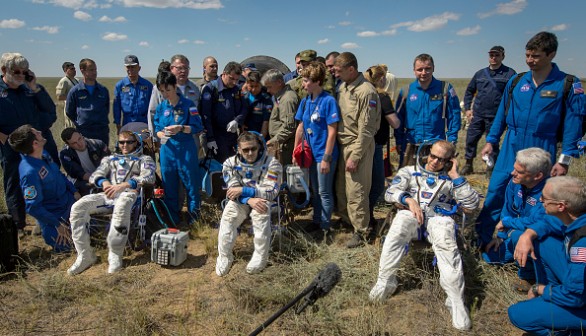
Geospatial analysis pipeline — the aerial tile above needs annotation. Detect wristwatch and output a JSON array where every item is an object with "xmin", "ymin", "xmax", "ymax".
[
  {"xmin": 531, "ymin": 284, "xmax": 539, "ymax": 296},
  {"xmin": 322, "ymin": 153, "xmax": 332, "ymax": 163},
  {"xmin": 558, "ymin": 154, "xmax": 573, "ymax": 166}
]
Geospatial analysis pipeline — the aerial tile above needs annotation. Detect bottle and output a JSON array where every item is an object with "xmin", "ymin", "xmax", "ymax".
[{"xmin": 482, "ymin": 154, "xmax": 494, "ymax": 168}]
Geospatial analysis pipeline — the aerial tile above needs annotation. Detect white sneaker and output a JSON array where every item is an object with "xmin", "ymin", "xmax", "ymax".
[
  {"xmin": 445, "ymin": 298, "xmax": 471, "ymax": 331},
  {"xmin": 107, "ymin": 252, "xmax": 123, "ymax": 274},
  {"xmin": 246, "ymin": 253, "xmax": 268, "ymax": 274},
  {"xmin": 215, "ymin": 256, "xmax": 234, "ymax": 277},
  {"xmin": 368, "ymin": 278, "xmax": 398, "ymax": 302},
  {"xmin": 67, "ymin": 253, "xmax": 97, "ymax": 275}
]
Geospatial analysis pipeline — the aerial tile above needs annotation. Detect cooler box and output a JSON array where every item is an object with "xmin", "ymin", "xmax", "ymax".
[{"xmin": 151, "ymin": 228, "xmax": 189, "ymax": 266}]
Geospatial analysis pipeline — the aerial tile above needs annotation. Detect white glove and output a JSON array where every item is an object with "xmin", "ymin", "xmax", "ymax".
[
  {"xmin": 207, "ymin": 140, "xmax": 218, "ymax": 154},
  {"xmin": 226, "ymin": 120, "xmax": 239, "ymax": 133}
]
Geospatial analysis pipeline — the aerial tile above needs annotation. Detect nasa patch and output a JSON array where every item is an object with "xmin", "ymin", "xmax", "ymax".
[
  {"xmin": 409, "ymin": 94, "xmax": 417, "ymax": 102},
  {"xmin": 520, "ymin": 84, "xmax": 531, "ymax": 92},
  {"xmin": 24, "ymin": 186, "xmax": 37, "ymax": 200},
  {"xmin": 117, "ymin": 168, "xmax": 127, "ymax": 177},
  {"xmin": 421, "ymin": 191, "xmax": 433, "ymax": 199},
  {"xmin": 164, "ymin": 109, "xmax": 171, "ymax": 117}
]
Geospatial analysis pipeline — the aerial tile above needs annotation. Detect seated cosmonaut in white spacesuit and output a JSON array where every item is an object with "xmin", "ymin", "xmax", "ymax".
[
  {"xmin": 67, "ymin": 131, "xmax": 156, "ymax": 275},
  {"xmin": 369, "ymin": 140, "xmax": 479, "ymax": 331},
  {"xmin": 216, "ymin": 131, "xmax": 282, "ymax": 276}
]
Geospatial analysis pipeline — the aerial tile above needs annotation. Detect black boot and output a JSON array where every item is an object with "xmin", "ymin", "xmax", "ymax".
[{"xmin": 460, "ymin": 159, "xmax": 474, "ymax": 175}]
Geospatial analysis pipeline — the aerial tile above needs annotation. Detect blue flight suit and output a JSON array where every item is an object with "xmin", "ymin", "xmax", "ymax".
[
  {"xmin": 19, "ymin": 151, "xmax": 76, "ymax": 252},
  {"xmin": 243, "ymin": 90, "xmax": 272, "ymax": 134},
  {"xmin": 200, "ymin": 78, "xmax": 248, "ymax": 163},
  {"xmin": 508, "ymin": 214, "xmax": 586, "ymax": 335},
  {"xmin": 476, "ymin": 64, "xmax": 585, "ymax": 245},
  {"xmin": 0, "ymin": 77, "xmax": 57, "ymax": 228},
  {"xmin": 482, "ymin": 179, "xmax": 546, "ymax": 280},
  {"xmin": 113, "ymin": 76, "xmax": 153, "ymax": 126},
  {"xmin": 66, "ymin": 81, "xmax": 111, "ymax": 146},
  {"xmin": 395, "ymin": 77, "xmax": 461, "ymax": 149},
  {"xmin": 283, "ymin": 70, "xmax": 298, "ymax": 83},
  {"xmin": 463, "ymin": 64, "xmax": 516, "ymax": 160},
  {"xmin": 154, "ymin": 95, "xmax": 204, "ymax": 224}
]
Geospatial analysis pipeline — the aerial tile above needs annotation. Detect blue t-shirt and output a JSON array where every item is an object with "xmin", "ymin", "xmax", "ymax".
[{"xmin": 294, "ymin": 91, "xmax": 340, "ymax": 163}]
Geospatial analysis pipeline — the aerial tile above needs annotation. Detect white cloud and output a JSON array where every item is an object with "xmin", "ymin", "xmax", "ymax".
[
  {"xmin": 51, "ymin": 0, "xmax": 84, "ymax": 9},
  {"xmin": 478, "ymin": 0, "xmax": 527, "ymax": 19},
  {"xmin": 341, "ymin": 42, "xmax": 359, "ymax": 49},
  {"xmin": 194, "ymin": 40, "xmax": 205, "ymax": 44},
  {"xmin": 119, "ymin": 0, "xmax": 223, "ymax": 9},
  {"xmin": 550, "ymin": 23, "xmax": 568, "ymax": 31},
  {"xmin": 81, "ymin": 44, "xmax": 90, "ymax": 49},
  {"xmin": 0, "ymin": 19, "xmax": 25, "ymax": 29},
  {"xmin": 177, "ymin": 39, "xmax": 189, "ymax": 44},
  {"xmin": 139, "ymin": 41, "xmax": 149, "ymax": 47},
  {"xmin": 99, "ymin": 15, "xmax": 127, "ymax": 23},
  {"xmin": 339, "ymin": 21, "xmax": 351, "ymax": 26},
  {"xmin": 74, "ymin": 10, "xmax": 92, "ymax": 21},
  {"xmin": 326, "ymin": 25, "xmax": 336, "ymax": 29},
  {"xmin": 317, "ymin": 38, "xmax": 329, "ymax": 44},
  {"xmin": 357, "ymin": 31, "xmax": 379, "ymax": 37},
  {"xmin": 457, "ymin": 25, "xmax": 481, "ymax": 36},
  {"xmin": 381, "ymin": 29, "xmax": 397, "ymax": 36},
  {"xmin": 32, "ymin": 25, "xmax": 60, "ymax": 34},
  {"xmin": 393, "ymin": 12, "xmax": 460, "ymax": 32},
  {"xmin": 102, "ymin": 32, "xmax": 127, "ymax": 41}
]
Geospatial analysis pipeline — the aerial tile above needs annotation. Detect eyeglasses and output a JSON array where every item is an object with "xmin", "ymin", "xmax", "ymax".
[
  {"xmin": 240, "ymin": 147, "xmax": 258, "ymax": 153},
  {"xmin": 428, "ymin": 153, "xmax": 450, "ymax": 164},
  {"xmin": 172, "ymin": 66, "xmax": 190, "ymax": 72},
  {"xmin": 11, "ymin": 70, "xmax": 29, "ymax": 76},
  {"xmin": 539, "ymin": 196, "xmax": 566, "ymax": 204},
  {"xmin": 118, "ymin": 140, "xmax": 136, "ymax": 145}
]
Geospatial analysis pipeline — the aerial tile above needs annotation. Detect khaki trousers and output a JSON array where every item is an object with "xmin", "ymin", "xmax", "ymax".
[{"xmin": 335, "ymin": 142, "xmax": 375, "ymax": 233}]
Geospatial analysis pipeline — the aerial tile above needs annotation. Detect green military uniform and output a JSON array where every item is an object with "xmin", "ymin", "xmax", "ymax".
[
  {"xmin": 268, "ymin": 84, "xmax": 299, "ymax": 166},
  {"xmin": 336, "ymin": 73, "xmax": 381, "ymax": 233}
]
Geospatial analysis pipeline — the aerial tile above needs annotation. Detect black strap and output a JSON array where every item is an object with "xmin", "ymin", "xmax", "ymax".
[{"xmin": 569, "ymin": 225, "xmax": 586, "ymax": 249}]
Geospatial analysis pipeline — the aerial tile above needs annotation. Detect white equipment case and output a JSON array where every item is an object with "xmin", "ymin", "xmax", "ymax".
[{"xmin": 151, "ymin": 228, "xmax": 189, "ymax": 266}]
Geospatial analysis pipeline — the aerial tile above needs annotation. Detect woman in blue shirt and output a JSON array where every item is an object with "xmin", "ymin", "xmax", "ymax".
[{"xmin": 293, "ymin": 62, "xmax": 340, "ymax": 238}]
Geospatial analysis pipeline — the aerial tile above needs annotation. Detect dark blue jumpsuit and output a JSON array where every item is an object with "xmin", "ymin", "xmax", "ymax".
[{"xmin": 66, "ymin": 81, "xmax": 111, "ymax": 146}]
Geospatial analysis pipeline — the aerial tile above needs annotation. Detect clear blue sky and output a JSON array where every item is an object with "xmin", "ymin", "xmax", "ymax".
[{"xmin": 1, "ymin": 0, "xmax": 585, "ymax": 78}]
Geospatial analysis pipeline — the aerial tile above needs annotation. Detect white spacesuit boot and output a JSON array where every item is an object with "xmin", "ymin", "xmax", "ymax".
[
  {"xmin": 107, "ymin": 250, "xmax": 123, "ymax": 274},
  {"xmin": 246, "ymin": 210, "xmax": 271, "ymax": 274},
  {"xmin": 67, "ymin": 233, "xmax": 97, "ymax": 275},
  {"xmin": 369, "ymin": 210, "xmax": 417, "ymax": 302}
]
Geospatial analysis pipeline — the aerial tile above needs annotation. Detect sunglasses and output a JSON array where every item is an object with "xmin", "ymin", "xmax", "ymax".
[
  {"xmin": 240, "ymin": 147, "xmax": 258, "ymax": 153},
  {"xmin": 118, "ymin": 140, "xmax": 136, "ymax": 145},
  {"xmin": 11, "ymin": 70, "xmax": 29, "ymax": 76},
  {"xmin": 428, "ymin": 153, "xmax": 450, "ymax": 164}
]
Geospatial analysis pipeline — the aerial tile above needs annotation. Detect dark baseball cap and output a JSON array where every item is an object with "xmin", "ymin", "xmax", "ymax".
[
  {"xmin": 124, "ymin": 55, "xmax": 139, "ymax": 66},
  {"xmin": 299, "ymin": 49, "xmax": 317, "ymax": 62},
  {"xmin": 488, "ymin": 46, "xmax": 505, "ymax": 53}
]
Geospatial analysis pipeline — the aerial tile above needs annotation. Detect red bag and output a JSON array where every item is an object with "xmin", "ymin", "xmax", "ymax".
[{"xmin": 293, "ymin": 139, "xmax": 313, "ymax": 168}]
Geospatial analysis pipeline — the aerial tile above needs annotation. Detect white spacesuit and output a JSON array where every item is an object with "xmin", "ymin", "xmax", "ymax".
[
  {"xmin": 68, "ymin": 134, "xmax": 156, "ymax": 275},
  {"xmin": 369, "ymin": 159, "xmax": 479, "ymax": 331},
  {"xmin": 216, "ymin": 134, "xmax": 282, "ymax": 276}
]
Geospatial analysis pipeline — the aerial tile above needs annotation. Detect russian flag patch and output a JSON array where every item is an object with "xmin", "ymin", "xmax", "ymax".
[
  {"xmin": 189, "ymin": 107, "xmax": 199, "ymax": 116},
  {"xmin": 369, "ymin": 99, "xmax": 377, "ymax": 108}
]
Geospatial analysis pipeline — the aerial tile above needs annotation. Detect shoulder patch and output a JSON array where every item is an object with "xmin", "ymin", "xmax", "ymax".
[
  {"xmin": 189, "ymin": 106, "xmax": 199, "ymax": 116},
  {"xmin": 392, "ymin": 176, "xmax": 402, "ymax": 185},
  {"xmin": 203, "ymin": 92, "xmax": 211, "ymax": 100},
  {"xmin": 24, "ymin": 186, "xmax": 37, "ymax": 200},
  {"xmin": 520, "ymin": 83, "xmax": 531, "ymax": 92},
  {"xmin": 449, "ymin": 87, "xmax": 457, "ymax": 98},
  {"xmin": 369, "ymin": 99, "xmax": 377, "ymax": 108},
  {"xmin": 570, "ymin": 247, "xmax": 586, "ymax": 263},
  {"xmin": 573, "ymin": 82, "xmax": 584, "ymax": 95}
]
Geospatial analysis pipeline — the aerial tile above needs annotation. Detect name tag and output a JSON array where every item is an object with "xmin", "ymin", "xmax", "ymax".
[{"xmin": 540, "ymin": 90, "xmax": 558, "ymax": 98}]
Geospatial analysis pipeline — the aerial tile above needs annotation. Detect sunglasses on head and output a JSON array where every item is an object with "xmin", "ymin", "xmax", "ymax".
[{"xmin": 118, "ymin": 140, "xmax": 136, "ymax": 145}]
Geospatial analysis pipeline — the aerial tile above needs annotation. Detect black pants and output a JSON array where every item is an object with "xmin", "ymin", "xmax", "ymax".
[{"xmin": 464, "ymin": 115, "xmax": 499, "ymax": 160}]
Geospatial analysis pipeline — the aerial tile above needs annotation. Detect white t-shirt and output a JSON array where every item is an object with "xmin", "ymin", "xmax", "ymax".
[{"xmin": 76, "ymin": 149, "xmax": 96, "ymax": 174}]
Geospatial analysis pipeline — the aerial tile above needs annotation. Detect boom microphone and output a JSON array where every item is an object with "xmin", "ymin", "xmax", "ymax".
[
  {"xmin": 249, "ymin": 263, "xmax": 342, "ymax": 336},
  {"xmin": 295, "ymin": 262, "xmax": 342, "ymax": 314}
]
